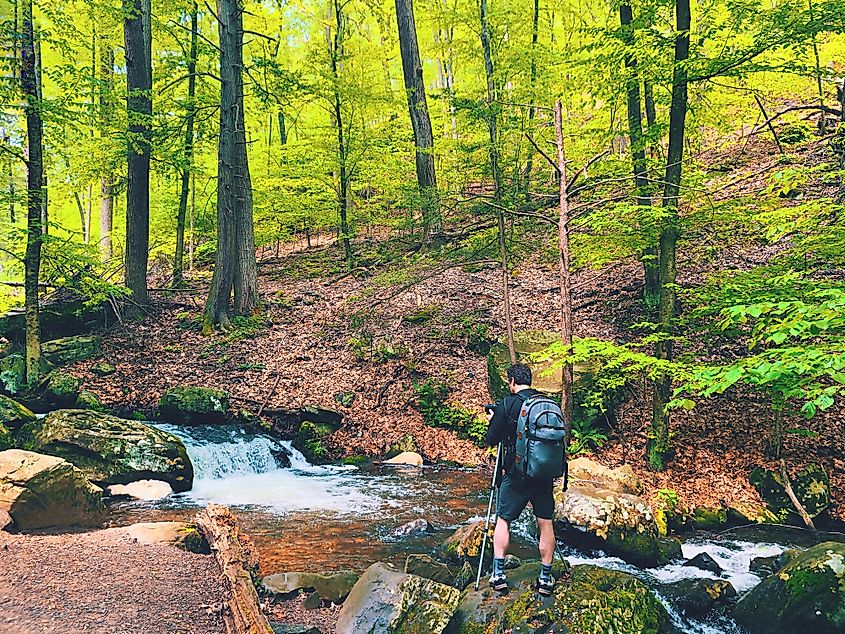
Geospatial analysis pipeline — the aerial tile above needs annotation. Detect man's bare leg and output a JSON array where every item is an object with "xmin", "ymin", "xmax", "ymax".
[
  {"xmin": 537, "ymin": 518, "xmax": 555, "ymax": 565},
  {"xmin": 493, "ymin": 517, "xmax": 510, "ymax": 559}
]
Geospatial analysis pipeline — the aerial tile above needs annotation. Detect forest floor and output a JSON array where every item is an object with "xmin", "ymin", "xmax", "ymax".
[
  {"xmin": 67, "ymin": 134, "xmax": 845, "ymax": 524},
  {"xmin": 0, "ymin": 527, "xmax": 224, "ymax": 634}
]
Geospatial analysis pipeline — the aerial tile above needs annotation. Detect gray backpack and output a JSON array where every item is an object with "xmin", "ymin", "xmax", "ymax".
[{"xmin": 514, "ymin": 394, "xmax": 568, "ymax": 481}]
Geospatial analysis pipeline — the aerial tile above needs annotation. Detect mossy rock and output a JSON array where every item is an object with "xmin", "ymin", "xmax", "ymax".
[
  {"xmin": 0, "ymin": 394, "xmax": 36, "ymax": 431},
  {"xmin": 44, "ymin": 371, "xmax": 82, "ymax": 407},
  {"xmin": 661, "ymin": 578, "xmax": 736, "ymax": 617},
  {"xmin": 448, "ymin": 564, "xmax": 671, "ymax": 634},
  {"xmin": 41, "ymin": 335, "xmax": 101, "ymax": 365},
  {"xmin": 0, "ymin": 424, "xmax": 11, "ymax": 450},
  {"xmin": 18, "ymin": 409, "xmax": 193, "ymax": 492},
  {"xmin": 733, "ymin": 541, "xmax": 845, "ymax": 633},
  {"xmin": 0, "ymin": 354, "xmax": 26, "ymax": 395},
  {"xmin": 727, "ymin": 500, "xmax": 780, "ymax": 525},
  {"xmin": 486, "ymin": 330, "xmax": 563, "ymax": 400},
  {"xmin": 292, "ymin": 421, "xmax": 334, "ymax": 464},
  {"xmin": 90, "ymin": 362, "xmax": 116, "ymax": 377},
  {"xmin": 750, "ymin": 464, "xmax": 830, "ymax": 520},
  {"xmin": 76, "ymin": 390, "xmax": 106, "ymax": 412},
  {"xmin": 263, "ymin": 571, "xmax": 360, "ymax": 604},
  {"xmin": 441, "ymin": 520, "xmax": 486, "ymax": 565},
  {"xmin": 158, "ymin": 386, "xmax": 229, "ymax": 425},
  {"xmin": 334, "ymin": 391, "xmax": 355, "ymax": 408},
  {"xmin": 691, "ymin": 506, "xmax": 728, "ymax": 529}
]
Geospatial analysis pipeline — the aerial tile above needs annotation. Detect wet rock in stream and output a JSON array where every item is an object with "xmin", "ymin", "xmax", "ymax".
[
  {"xmin": 336, "ymin": 562, "xmax": 461, "ymax": 634},
  {"xmin": 660, "ymin": 578, "xmax": 737, "ymax": 617},
  {"xmin": 683, "ymin": 551, "xmax": 723, "ymax": 575}
]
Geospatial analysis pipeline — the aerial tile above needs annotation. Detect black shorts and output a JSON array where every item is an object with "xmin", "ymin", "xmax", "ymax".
[{"xmin": 497, "ymin": 471, "xmax": 555, "ymax": 521}]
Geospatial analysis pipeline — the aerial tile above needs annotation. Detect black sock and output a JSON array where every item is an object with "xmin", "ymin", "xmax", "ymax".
[
  {"xmin": 540, "ymin": 563, "xmax": 553, "ymax": 580},
  {"xmin": 493, "ymin": 557, "xmax": 506, "ymax": 576}
]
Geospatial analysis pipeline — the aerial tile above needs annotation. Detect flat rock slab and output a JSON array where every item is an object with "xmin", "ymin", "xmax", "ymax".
[
  {"xmin": 262, "ymin": 571, "xmax": 359, "ymax": 604},
  {"xmin": 107, "ymin": 479, "xmax": 173, "ymax": 500},
  {"xmin": 0, "ymin": 528, "xmax": 223, "ymax": 634},
  {"xmin": 104, "ymin": 521, "xmax": 209, "ymax": 553}
]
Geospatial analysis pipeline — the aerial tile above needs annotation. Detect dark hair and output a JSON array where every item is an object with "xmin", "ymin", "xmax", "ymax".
[{"xmin": 507, "ymin": 363, "xmax": 532, "ymax": 386}]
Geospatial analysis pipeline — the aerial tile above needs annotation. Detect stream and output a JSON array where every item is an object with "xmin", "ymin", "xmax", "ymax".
[{"xmin": 109, "ymin": 424, "xmax": 843, "ymax": 634}]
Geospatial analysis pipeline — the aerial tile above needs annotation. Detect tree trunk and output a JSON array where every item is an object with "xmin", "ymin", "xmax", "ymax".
[
  {"xmin": 204, "ymin": 0, "xmax": 261, "ymax": 329},
  {"xmin": 329, "ymin": 0, "xmax": 353, "ymax": 267},
  {"xmin": 480, "ymin": 0, "xmax": 514, "ymax": 363},
  {"xmin": 523, "ymin": 0, "xmax": 540, "ymax": 199},
  {"xmin": 195, "ymin": 505, "xmax": 274, "ymax": 634},
  {"xmin": 99, "ymin": 41, "xmax": 114, "ymax": 260},
  {"xmin": 648, "ymin": 0, "xmax": 690, "ymax": 471},
  {"xmin": 479, "ymin": 0, "xmax": 502, "ymax": 200},
  {"xmin": 34, "ymin": 30, "xmax": 46, "ymax": 235},
  {"xmin": 395, "ymin": 0, "xmax": 440, "ymax": 240},
  {"xmin": 173, "ymin": 1, "xmax": 197, "ymax": 288},
  {"xmin": 124, "ymin": 0, "xmax": 151, "ymax": 306},
  {"xmin": 554, "ymin": 100, "xmax": 573, "ymax": 421},
  {"xmin": 21, "ymin": 0, "xmax": 43, "ymax": 386},
  {"xmin": 619, "ymin": 4, "xmax": 659, "ymax": 303},
  {"xmin": 8, "ymin": 162, "xmax": 14, "ymax": 224},
  {"xmin": 277, "ymin": 110, "xmax": 287, "ymax": 145}
]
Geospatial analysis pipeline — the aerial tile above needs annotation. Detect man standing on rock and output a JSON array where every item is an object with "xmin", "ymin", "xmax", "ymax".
[{"xmin": 484, "ymin": 363, "xmax": 558, "ymax": 596}]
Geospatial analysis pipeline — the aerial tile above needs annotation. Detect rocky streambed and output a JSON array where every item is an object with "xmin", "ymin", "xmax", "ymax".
[{"xmin": 2, "ymin": 398, "xmax": 844, "ymax": 634}]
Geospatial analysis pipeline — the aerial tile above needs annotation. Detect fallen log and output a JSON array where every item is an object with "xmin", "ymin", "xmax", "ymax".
[{"xmin": 195, "ymin": 504, "xmax": 273, "ymax": 634}]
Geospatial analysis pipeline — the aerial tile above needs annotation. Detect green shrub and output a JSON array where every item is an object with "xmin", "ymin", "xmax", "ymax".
[
  {"xmin": 568, "ymin": 417, "xmax": 608, "ymax": 456},
  {"xmin": 413, "ymin": 378, "xmax": 487, "ymax": 446}
]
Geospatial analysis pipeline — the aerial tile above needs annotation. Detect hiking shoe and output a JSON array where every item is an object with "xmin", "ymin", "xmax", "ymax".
[
  {"xmin": 537, "ymin": 575, "xmax": 555, "ymax": 597},
  {"xmin": 489, "ymin": 572, "xmax": 508, "ymax": 593}
]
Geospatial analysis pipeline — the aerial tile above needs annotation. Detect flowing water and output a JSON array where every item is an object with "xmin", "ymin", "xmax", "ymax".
[{"xmin": 110, "ymin": 424, "xmax": 842, "ymax": 634}]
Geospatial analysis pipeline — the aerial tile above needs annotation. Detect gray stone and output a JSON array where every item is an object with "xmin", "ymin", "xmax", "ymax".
[
  {"xmin": 336, "ymin": 562, "xmax": 460, "ymax": 634},
  {"xmin": 390, "ymin": 518, "xmax": 431, "ymax": 539},
  {"xmin": 405, "ymin": 554, "xmax": 453, "ymax": 585},
  {"xmin": 684, "ymin": 552, "xmax": 723, "ymax": 575},
  {"xmin": 262, "ymin": 571, "xmax": 359, "ymax": 604},
  {"xmin": 0, "ymin": 449, "xmax": 105, "ymax": 530}
]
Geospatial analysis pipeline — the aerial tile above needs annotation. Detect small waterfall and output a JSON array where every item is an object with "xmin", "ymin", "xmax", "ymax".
[
  {"xmin": 154, "ymin": 423, "xmax": 290, "ymax": 478},
  {"xmin": 151, "ymin": 423, "xmax": 385, "ymax": 514}
]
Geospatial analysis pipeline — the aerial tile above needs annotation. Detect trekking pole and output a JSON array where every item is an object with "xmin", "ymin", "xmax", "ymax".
[{"xmin": 475, "ymin": 442, "xmax": 503, "ymax": 591}]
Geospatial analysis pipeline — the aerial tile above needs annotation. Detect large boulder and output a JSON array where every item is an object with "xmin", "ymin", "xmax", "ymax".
[
  {"xmin": 18, "ymin": 409, "xmax": 193, "ymax": 492},
  {"xmin": 733, "ymin": 541, "xmax": 845, "ymax": 633},
  {"xmin": 555, "ymin": 484, "xmax": 681, "ymax": 568},
  {"xmin": 567, "ymin": 456, "xmax": 642, "ymax": 494},
  {"xmin": 0, "ymin": 394, "xmax": 37, "ymax": 431},
  {"xmin": 41, "ymin": 335, "xmax": 101, "ymax": 365},
  {"xmin": 262, "ymin": 571, "xmax": 359, "ymax": 604},
  {"xmin": 0, "ymin": 449, "xmax": 105, "ymax": 530},
  {"xmin": 336, "ymin": 562, "xmax": 461, "ymax": 634},
  {"xmin": 446, "ymin": 563, "xmax": 673, "ymax": 634},
  {"xmin": 158, "ymin": 386, "xmax": 229, "ymax": 425},
  {"xmin": 43, "ymin": 370, "xmax": 82, "ymax": 407},
  {"xmin": 405, "ymin": 554, "xmax": 453, "ymax": 586},
  {"xmin": 750, "ymin": 464, "xmax": 830, "ymax": 521},
  {"xmin": 486, "ymin": 330, "xmax": 563, "ymax": 399}
]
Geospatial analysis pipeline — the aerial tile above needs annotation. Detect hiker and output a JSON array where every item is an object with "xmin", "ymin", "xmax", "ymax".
[{"xmin": 484, "ymin": 363, "xmax": 566, "ymax": 596}]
